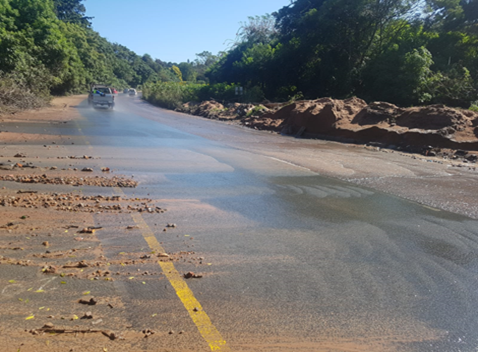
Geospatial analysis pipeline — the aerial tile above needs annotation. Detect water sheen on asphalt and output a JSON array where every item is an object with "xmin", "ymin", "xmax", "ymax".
[{"xmin": 8, "ymin": 95, "xmax": 478, "ymax": 351}]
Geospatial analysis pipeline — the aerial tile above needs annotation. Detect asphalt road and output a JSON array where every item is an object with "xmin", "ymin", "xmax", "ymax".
[{"xmin": 2, "ymin": 95, "xmax": 478, "ymax": 352}]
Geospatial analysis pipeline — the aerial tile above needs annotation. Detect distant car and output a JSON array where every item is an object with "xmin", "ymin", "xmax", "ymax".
[
  {"xmin": 123, "ymin": 88, "xmax": 129, "ymax": 94},
  {"xmin": 112, "ymin": 89, "xmax": 118, "ymax": 94},
  {"xmin": 129, "ymin": 89, "xmax": 137, "ymax": 96}
]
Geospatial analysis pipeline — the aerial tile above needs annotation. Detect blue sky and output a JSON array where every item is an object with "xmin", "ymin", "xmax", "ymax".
[{"xmin": 85, "ymin": 0, "xmax": 291, "ymax": 64}]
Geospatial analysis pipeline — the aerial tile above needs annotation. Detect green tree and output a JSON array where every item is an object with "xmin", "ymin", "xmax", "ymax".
[
  {"xmin": 53, "ymin": 0, "xmax": 92, "ymax": 27},
  {"xmin": 234, "ymin": 43, "xmax": 275, "ymax": 90},
  {"xmin": 178, "ymin": 62, "xmax": 197, "ymax": 82}
]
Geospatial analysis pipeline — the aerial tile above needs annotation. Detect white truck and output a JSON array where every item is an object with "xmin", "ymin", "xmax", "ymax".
[{"xmin": 88, "ymin": 85, "xmax": 115, "ymax": 109}]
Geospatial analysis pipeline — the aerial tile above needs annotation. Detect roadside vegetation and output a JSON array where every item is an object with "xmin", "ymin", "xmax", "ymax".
[
  {"xmin": 142, "ymin": 82, "xmax": 265, "ymax": 110},
  {"xmin": 205, "ymin": 0, "xmax": 478, "ymax": 109},
  {"xmin": 1, "ymin": 0, "xmax": 477, "ymax": 114},
  {"xmin": 0, "ymin": 0, "xmax": 178, "ymax": 112},
  {"xmin": 0, "ymin": 72, "xmax": 49, "ymax": 114},
  {"xmin": 145, "ymin": 0, "xmax": 478, "ymax": 111}
]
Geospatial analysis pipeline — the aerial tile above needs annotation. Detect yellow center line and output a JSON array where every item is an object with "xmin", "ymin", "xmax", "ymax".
[
  {"xmin": 74, "ymin": 119, "xmax": 229, "ymax": 350},
  {"xmin": 129, "ymin": 211, "xmax": 229, "ymax": 351},
  {"xmin": 114, "ymin": 189, "xmax": 228, "ymax": 349}
]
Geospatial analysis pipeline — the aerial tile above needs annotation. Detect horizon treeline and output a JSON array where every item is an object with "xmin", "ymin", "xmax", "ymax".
[{"xmin": 1, "ymin": 0, "xmax": 477, "ymax": 111}]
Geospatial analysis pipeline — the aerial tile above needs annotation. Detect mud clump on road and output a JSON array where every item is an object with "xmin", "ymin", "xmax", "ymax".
[
  {"xmin": 0, "ymin": 192, "xmax": 165, "ymax": 213},
  {"xmin": 0, "ymin": 174, "xmax": 138, "ymax": 188},
  {"xmin": 183, "ymin": 271, "xmax": 203, "ymax": 279}
]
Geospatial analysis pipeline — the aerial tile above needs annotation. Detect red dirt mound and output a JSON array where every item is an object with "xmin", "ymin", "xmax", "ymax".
[
  {"xmin": 244, "ymin": 98, "xmax": 478, "ymax": 151},
  {"xmin": 244, "ymin": 97, "xmax": 367, "ymax": 134},
  {"xmin": 177, "ymin": 97, "xmax": 478, "ymax": 151}
]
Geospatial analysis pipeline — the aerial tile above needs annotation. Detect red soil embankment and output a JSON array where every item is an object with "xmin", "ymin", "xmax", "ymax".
[{"xmin": 243, "ymin": 98, "xmax": 478, "ymax": 151}]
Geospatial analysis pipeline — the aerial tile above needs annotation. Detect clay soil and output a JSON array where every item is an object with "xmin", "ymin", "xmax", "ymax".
[{"xmin": 180, "ymin": 98, "xmax": 478, "ymax": 154}]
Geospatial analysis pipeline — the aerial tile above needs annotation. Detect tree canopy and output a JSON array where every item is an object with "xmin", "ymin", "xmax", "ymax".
[
  {"xmin": 0, "ymin": 0, "xmax": 180, "ymax": 99},
  {"xmin": 207, "ymin": 0, "xmax": 478, "ymax": 107},
  {"xmin": 53, "ymin": 0, "xmax": 92, "ymax": 26}
]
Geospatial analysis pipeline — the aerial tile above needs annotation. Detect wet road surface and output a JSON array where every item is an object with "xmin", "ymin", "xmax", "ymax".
[{"xmin": 2, "ymin": 95, "xmax": 478, "ymax": 351}]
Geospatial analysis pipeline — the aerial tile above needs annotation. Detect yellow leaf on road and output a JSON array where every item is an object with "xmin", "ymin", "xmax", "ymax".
[{"xmin": 25, "ymin": 315, "xmax": 35, "ymax": 320}]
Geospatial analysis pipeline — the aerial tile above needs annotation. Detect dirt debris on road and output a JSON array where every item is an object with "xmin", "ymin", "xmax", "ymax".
[
  {"xmin": 0, "ymin": 174, "xmax": 138, "ymax": 188},
  {"xmin": 0, "ymin": 192, "xmax": 166, "ymax": 213},
  {"xmin": 0, "ymin": 96, "xmax": 224, "ymax": 352},
  {"xmin": 0, "ymin": 190, "xmax": 208, "ymax": 350}
]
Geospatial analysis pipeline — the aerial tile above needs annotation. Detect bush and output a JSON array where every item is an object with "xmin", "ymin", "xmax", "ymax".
[
  {"xmin": 243, "ymin": 86, "xmax": 265, "ymax": 103},
  {"xmin": 429, "ymin": 66, "xmax": 478, "ymax": 108},
  {"xmin": 143, "ymin": 81, "xmax": 266, "ymax": 110},
  {"xmin": 196, "ymin": 83, "xmax": 238, "ymax": 102},
  {"xmin": 197, "ymin": 84, "xmax": 264, "ymax": 103},
  {"xmin": 0, "ymin": 72, "xmax": 50, "ymax": 114},
  {"xmin": 143, "ymin": 82, "xmax": 202, "ymax": 109},
  {"xmin": 470, "ymin": 101, "xmax": 478, "ymax": 112}
]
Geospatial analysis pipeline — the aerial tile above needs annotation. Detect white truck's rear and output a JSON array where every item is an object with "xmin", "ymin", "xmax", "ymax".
[{"xmin": 90, "ymin": 86, "xmax": 115, "ymax": 109}]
